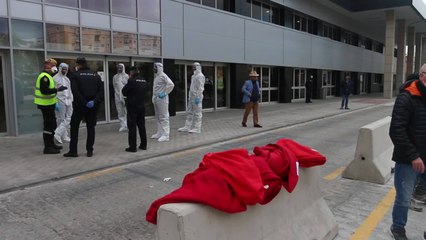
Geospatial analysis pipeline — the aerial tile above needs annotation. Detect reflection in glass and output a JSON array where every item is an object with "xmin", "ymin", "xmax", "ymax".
[
  {"xmin": 202, "ymin": 0, "xmax": 215, "ymax": 7},
  {"xmin": 139, "ymin": 0, "xmax": 161, "ymax": 21},
  {"xmin": 202, "ymin": 66, "xmax": 215, "ymax": 109},
  {"xmin": 0, "ymin": 18, "xmax": 9, "ymax": 46},
  {"xmin": 239, "ymin": 0, "xmax": 251, "ymax": 17},
  {"xmin": 113, "ymin": 32, "xmax": 137, "ymax": 54},
  {"xmin": 13, "ymin": 50, "xmax": 44, "ymax": 134},
  {"xmin": 261, "ymin": 67, "xmax": 269, "ymax": 88},
  {"xmin": 81, "ymin": 0, "xmax": 109, "ymax": 13},
  {"xmin": 174, "ymin": 64, "xmax": 187, "ymax": 112},
  {"xmin": 252, "ymin": 0, "xmax": 261, "ymax": 20},
  {"xmin": 46, "ymin": 24, "xmax": 80, "ymax": 51},
  {"xmin": 82, "ymin": 28, "xmax": 111, "ymax": 53},
  {"xmin": 139, "ymin": 34, "xmax": 161, "ymax": 56},
  {"xmin": 216, "ymin": 66, "xmax": 227, "ymax": 108},
  {"xmin": 112, "ymin": 0, "xmax": 136, "ymax": 17},
  {"xmin": 44, "ymin": 0, "xmax": 78, "ymax": 7},
  {"xmin": 262, "ymin": 3, "xmax": 271, "ymax": 22},
  {"xmin": 12, "ymin": 20, "xmax": 43, "ymax": 48},
  {"xmin": 217, "ymin": 0, "xmax": 231, "ymax": 11}
]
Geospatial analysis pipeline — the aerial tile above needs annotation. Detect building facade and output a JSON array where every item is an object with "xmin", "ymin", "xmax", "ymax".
[{"xmin": 0, "ymin": 0, "xmax": 425, "ymax": 136}]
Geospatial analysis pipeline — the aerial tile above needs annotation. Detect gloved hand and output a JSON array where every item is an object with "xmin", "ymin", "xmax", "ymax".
[
  {"xmin": 57, "ymin": 86, "xmax": 67, "ymax": 92},
  {"xmin": 86, "ymin": 100, "xmax": 95, "ymax": 109},
  {"xmin": 194, "ymin": 97, "xmax": 200, "ymax": 105},
  {"xmin": 55, "ymin": 103, "xmax": 60, "ymax": 111},
  {"xmin": 158, "ymin": 92, "xmax": 166, "ymax": 99}
]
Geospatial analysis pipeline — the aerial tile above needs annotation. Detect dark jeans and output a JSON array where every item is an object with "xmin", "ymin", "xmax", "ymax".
[
  {"xmin": 69, "ymin": 106, "xmax": 98, "ymax": 154},
  {"xmin": 127, "ymin": 107, "xmax": 147, "ymax": 149},
  {"xmin": 38, "ymin": 105, "xmax": 57, "ymax": 148},
  {"xmin": 341, "ymin": 94, "xmax": 349, "ymax": 108}
]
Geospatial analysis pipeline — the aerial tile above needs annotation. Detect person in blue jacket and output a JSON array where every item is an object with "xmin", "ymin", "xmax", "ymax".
[{"xmin": 241, "ymin": 70, "xmax": 262, "ymax": 128}]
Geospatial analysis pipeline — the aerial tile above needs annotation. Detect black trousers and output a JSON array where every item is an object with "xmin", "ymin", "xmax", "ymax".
[
  {"xmin": 127, "ymin": 107, "xmax": 147, "ymax": 149},
  {"xmin": 69, "ymin": 106, "xmax": 98, "ymax": 153},
  {"xmin": 305, "ymin": 90, "xmax": 312, "ymax": 103},
  {"xmin": 39, "ymin": 105, "xmax": 57, "ymax": 148}
]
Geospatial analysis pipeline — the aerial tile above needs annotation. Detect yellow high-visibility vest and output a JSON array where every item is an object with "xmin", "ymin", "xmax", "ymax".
[{"xmin": 34, "ymin": 72, "xmax": 57, "ymax": 106}]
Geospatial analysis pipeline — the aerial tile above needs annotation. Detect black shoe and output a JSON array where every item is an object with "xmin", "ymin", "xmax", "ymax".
[
  {"xmin": 340, "ymin": 107, "xmax": 344, "ymax": 109},
  {"xmin": 87, "ymin": 151, "xmax": 93, "ymax": 157},
  {"xmin": 242, "ymin": 122, "xmax": 247, "ymax": 127},
  {"xmin": 43, "ymin": 147, "xmax": 60, "ymax": 154},
  {"xmin": 345, "ymin": 107, "xmax": 350, "ymax": 110},
  {"xmin": 52, "ymin": 144, "xmax": 63, "ymax": 150},
  {"xmin": 254, "ymin": 124, "xmax": 263, "ymax": 128},
  {"xmin": 125, "ymin": 147, "xmax": 137, "ymax": 152},
  {"xmin": 139, "ymin": 145, "xmax": 147, "ymax": 150},
  {"xmin": 390, "ymin": 226, "xmax": 407, "ymax": 240},
  {"xmin": 63, "ymin": 152, "xmax": 78, "ymax": 157},
  {"xmin": 409, "ymin": 199, "xmax": 423, "ymax": 212}
]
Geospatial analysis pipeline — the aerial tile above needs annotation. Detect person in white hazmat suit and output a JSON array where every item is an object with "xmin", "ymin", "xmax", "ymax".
[
  {"xmin": 151, "ymin": 62, "xmax": 174, "ymax": 142},
  {"xmin": 178, "ymin": 62, "xmax": 205, "ymax": 133},
  {"xmin": 53, "ymin": 63, "xmax": 73, "ymax": 144},
  {"xmin": 113, "ymin": 63, "xmax": 128, "ymax": 132}
]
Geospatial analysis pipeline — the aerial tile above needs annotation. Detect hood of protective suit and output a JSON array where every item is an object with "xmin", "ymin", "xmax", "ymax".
[
  {"xmin": 193, "ymin": 62, "xmax": 202, "ymax": 75},
  {"xmin": 117, "ymin": 63, "xmax": 126, "ymax": 74},
  {"xmin": 58, "ymin": 63, "xmax": 69, "ymax": 76},
  {"xmin": 154, "ymin": 62, "xmax": 164, "ymax": 75}
]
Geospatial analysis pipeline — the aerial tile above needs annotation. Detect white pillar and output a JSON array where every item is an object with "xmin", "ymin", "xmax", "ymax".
[
  {"xmin": 384, "ymin": 11, "xmax": 396, "ymax": 99},
  {"xmin": 422, "ymin": 37, "xmax": 426, "ymax": 67},
  {"xmin": 395, "ymin": 19, "xmax": 406, "ymax": 93},
  {"xmin": 406, "ymin": 27, "xmax": 415, "ymax": 76}
]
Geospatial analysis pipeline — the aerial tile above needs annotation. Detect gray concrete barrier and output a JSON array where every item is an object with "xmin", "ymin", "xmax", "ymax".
[
  {"xmin": 156, "ymin": 168, "xmax": 338, "ymax": 240},
  {"xmin": 342, "ymin": 116, "xmax": 394, "ymax": 184}
]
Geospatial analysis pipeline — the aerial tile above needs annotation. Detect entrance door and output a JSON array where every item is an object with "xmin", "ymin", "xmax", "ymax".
[
  {"xmin": 216, "ymin": 65, "xmax": 228, "ymax": 108},
  {"xmin": 107, "ymin": 60, "xmax": 131, "ymax": 123},
  {"xmin": 0, "ymin": 55, "xmax": 6, "ymax": 133},
  {"xmin": 359, "ymin": 73, "xmax": 367, "ymax": 94},
  {"xmin": 48, "ymin": 56, "xmax": 107, "ymax": 122},
  {"xmin": 292, "ymin": 69, "xmax": 306, "ymax": 101}
]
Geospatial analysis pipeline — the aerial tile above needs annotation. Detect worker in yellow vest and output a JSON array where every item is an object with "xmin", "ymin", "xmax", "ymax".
[{"xmin": 34, "ymin": 58, "xmax": 67, "ymax": 154}]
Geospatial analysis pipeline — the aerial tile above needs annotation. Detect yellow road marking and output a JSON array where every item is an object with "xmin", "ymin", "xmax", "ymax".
[
  {"xmin": 76, "ymin": 166, "xmax": 123, "ymax": 181},
  {"xmin": 351, "ymin": 187, "xmax": 396, "ymax": 240},
  {"xmin": 172, "ymin": 148, "xmax": 200, "ymax": 158},
  {"xmin": 323, "ymin": 167, "xmax": 346, "ymax": 181}
]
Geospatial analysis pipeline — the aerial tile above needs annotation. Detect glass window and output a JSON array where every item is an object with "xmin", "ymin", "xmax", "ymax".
[
  {"xmin": 187, "ymin": 0, "xmax": 201, "ymax": 3},
  {"xmin": 46, "ymin": 24, "xmax": 80, "ymax": 51},
  {"xmin": 294, "ymin": 15, "xmax": 301, "ymax": 30},
  {"xmin": 202, "ymin": 0, "xmax": 215, "ymax": 7},
  {"xmin": 271, "ymin": 6, "xmax": 280, "ymax": 25},
  {"xmin": 113, "ymin": 31, "xmax": 137, "ymax": 54},
  {"xmin": 217, "ymin": 0, "xmax": 231, "ymax": 12},
  {"xmin": 252, "ymin": 0, "xmax": 261, "ymax": 20},
  {"xmin": 261, "ymin": 3, "xmax": 271, "ymax": 22},
  {"xmin": 202, "ymin": 66, "xmax": 215, "ymax": 109},
  {"xmin": 12, "ymin": 20, "xmax": 43, "ymax": 49},
  {"xmin": 174, "ymin": 64, "xmax": 187, "ymax": 112},
  {"xmin": 139, "ymin": 34, "xmax": 161, "ymax": 56},
  {"xmin": 81, "ymin": 0, "xmax": 109, "ymax": 13},
  {"xmin": 240, "ymin": 0, "xmax": 251, "ymax": 17},
  {"xmin": 139, "ymin": 0, "xmax": 161, "ymax": 21},
  {"xmin": 261, "ymin": 68, "xmax": 269, "ymax": 88},
  {"xmin": 216, "ymin": 66, "xmax": 227, "ymax": 108},
  {"xmin": 44, "ymin": 0, "xmax": 78, "ymax": 8},
  {"xmin": 13, "ymin": 50, "xmax": 44, "ymax": 134},
  {"xmin": 112, "ymin": 0, "xmax": 136, "ymax": 17},
  {"xmin": 82, "ymin": 28, "xmax": 111, "ymax": 53},
  {"xmin": 0, "ymin": 18, "xmax": 9, "ymax": 47}
]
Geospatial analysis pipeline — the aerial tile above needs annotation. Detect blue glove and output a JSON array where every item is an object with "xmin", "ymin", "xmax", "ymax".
[
  {"xmin": 86, "ymin": 100, "xmax": 95, "ymax": 109},
  {"xmin": 194, "ymin": 98, "xmax": 200, "ymax": 105},
  {"xmin": 158, "ymin": 92, "xmax": 166, "ymax": 99},
  {"xmin": 55, "ymin": 103, "xmax": 60, "ymax": 111}
]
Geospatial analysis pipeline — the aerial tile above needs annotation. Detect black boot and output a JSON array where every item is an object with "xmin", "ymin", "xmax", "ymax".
[{"xmin": 44, "ymin": 147, "xmax": 60, "ymax": 154}]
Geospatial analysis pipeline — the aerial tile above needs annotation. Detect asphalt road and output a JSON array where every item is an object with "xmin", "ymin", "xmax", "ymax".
[{"xmin": 1, "ymin": 104, "xmax": 415, "ymax": 240}]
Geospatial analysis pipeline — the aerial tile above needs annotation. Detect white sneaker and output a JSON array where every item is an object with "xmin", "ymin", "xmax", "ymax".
[
  {"xmin": 188, "ymin": 129, "xmax": 201, "ymax": 134},
  {"xmin": 178, "ymin": 127, "xmax": 189, "ymax": 132},
  {"xmin": 158, "ymin": 136, "xmax": 169, "ymax": 142},
  {"xmin": 151, "ymin": 133, "xmax": 161, "ymax": 139},
  {"xmin": 119, "ymin": 127, "xmax": 128, "ymax": 132},
  {"xmin": 54, "ymin": 134, "xmax": 63, "ymax": 144},
  {"xmin": 63, "ymin": 136, "xmax": 71, "ymax": 143}
]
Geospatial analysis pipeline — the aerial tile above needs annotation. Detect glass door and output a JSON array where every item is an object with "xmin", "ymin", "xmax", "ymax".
[
  {"xmin": 201, "ymin": 65, "xmax": 215, "ymax": 109},
  {"xmin": 216, "ymin": 65, "xmax": 228, "ymax": 108},
  {"xmin": 0, "ymin": 55, "xmax": 6, "ymax": 133},
  {"xmin": 359, "ymin": 73, "xmax": 367, "ymax": 94},
  {"xmin": 49, "ymin": 56, "xmax": 107, "ymax": 122},
  {"xmin": 292, "ymin": 69, "xmax": 306, "ymax": 101},
  {"xmin": 322, "ymin": 70, "xmax": 335, "ymax": 98},
  {"xmin": 107, "ymin": 59, "xmax": 131, "ymax": 122}
]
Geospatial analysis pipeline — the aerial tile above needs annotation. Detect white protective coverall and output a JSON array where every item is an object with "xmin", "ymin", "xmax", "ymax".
[
  {"xmin": 113, "ymin": 63, "xmax": 128, "ymax": 132},
  {"xmin": 54, "ymin": 63, "xmax": 73, "ymax": 144},
  {"xmin": 178, "ymin": 62, "xmax": 205, "ymax": 133},
  {"xmin": 151, "ymin": 63, "xmax": 175, "ymax": 142}
]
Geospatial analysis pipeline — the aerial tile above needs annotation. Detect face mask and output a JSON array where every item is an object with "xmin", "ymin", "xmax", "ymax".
[
  {"xmin": 51, "ymin": 66, "xmax": 58, "ymax": 73},
  {"xmin": 61, "ymin": 70, "xmax": 67, "ymax": 75}
]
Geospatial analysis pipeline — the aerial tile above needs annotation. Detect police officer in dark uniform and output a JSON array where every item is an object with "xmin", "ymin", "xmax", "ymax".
[
  {"xmin": 305, "ymin": 75, "xmax": 313, "ymax": 103},
  {"xmin": 34, "ymin": 58, "xmax": 67, "ymax": 154},
  {"xmin": 64, "ymin": 57, "xmax": 104, "ymax": 158},
  {"xmin": 122, "ymin": 66, "xmax": 149, "ymax": 152}
]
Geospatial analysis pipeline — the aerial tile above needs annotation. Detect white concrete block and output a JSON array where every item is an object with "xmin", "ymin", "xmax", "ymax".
[
  {"xmin": 342, "ymin": 116, "xmax": 394, "ymax": 184},
  {"xmin": 156, "ymin": 168, "xmax": 338, "ymax": 240}
]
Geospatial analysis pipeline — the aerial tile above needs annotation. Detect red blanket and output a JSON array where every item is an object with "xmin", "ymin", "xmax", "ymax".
[{"xmin": 146, "ymin": 139, "xmax": 326, "ymax": 224}]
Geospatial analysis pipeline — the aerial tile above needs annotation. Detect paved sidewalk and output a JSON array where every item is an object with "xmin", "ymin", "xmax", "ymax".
[{"xmin": 0, "ymin": 95, "xmax": 394, "ymax": 193}]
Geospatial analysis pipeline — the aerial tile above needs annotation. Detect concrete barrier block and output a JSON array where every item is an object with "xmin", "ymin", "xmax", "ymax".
[
  {"xmin": 156, "ymin": 168, "xmax": 338, "ymax": 240},
  {"xmin": 342, "ymin": 116, "xmax": 394, "ymax": 184}
]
